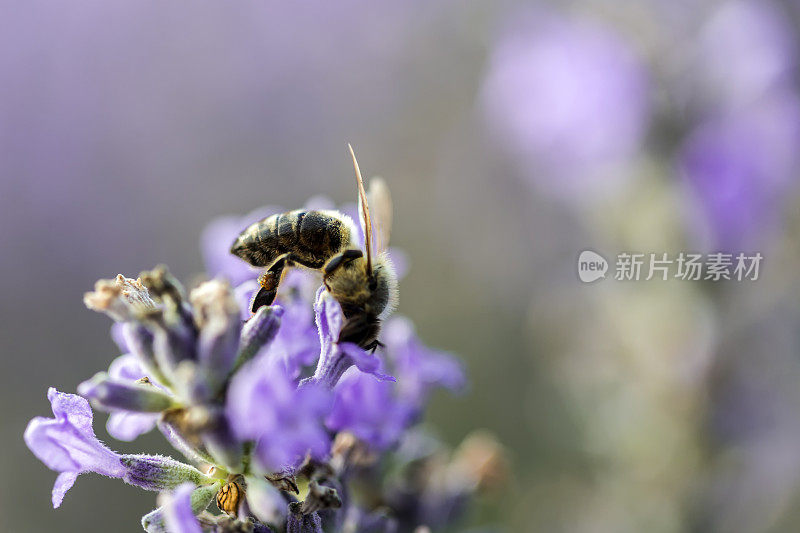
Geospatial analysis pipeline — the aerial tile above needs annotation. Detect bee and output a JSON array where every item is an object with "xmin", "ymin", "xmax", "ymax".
[
  {"xmin": 230, "ymin": 145, "xmax": 397, "ymax": 351},
  {"xmin": 216, "ymin": 478, "xmax": 245, "ymax": 516}
]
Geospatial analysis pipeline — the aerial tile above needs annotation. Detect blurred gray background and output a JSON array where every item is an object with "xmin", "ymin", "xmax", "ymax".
[{"xmin": 3, "ymin": 1, "xmax": 800, "ymax": 532}]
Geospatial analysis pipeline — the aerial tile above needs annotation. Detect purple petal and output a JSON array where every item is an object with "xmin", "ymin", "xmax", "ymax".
[
  {"xmin": 51, "ymin": 472, "xmax": 78, "ymax": 509},
  {"xmin": 314, "ymin": 287, "xmax": 338, "ymax": 348},
  {"xmin": 162, "ymin": 483, "xmax": 203, "ymax": 533},
  {"xmin": 143, "ymin": 483, "xmax": 219, "ymax": 532},
  {"xmin": 25, "ymin": 389, "xmax": 130, "ymax": 507},
  {"xmin": 259, "ymin": 292, "xmax": 319, "ymax": 380},
  {"xmin": 110, "ymin": 322, "xmax": 129, "ymax": 353},
  {"xmin": 48, "ymin": 387, "xmax": 94, "ymax": 432},
  {"xmin": 306, "ymin": 291, "xmax": 393, "ymax": 388},
  {"xmin": 382, "ymin": 317, "xmax": 466, "ymax": 407},
  {"xmin": 227, "ymin": 360, "xmax": 331, "ymax": 472},
  {"xmin": 107, "ymin": 411, "xmax": 158, "ymax": 441},
  {"xmin": 340, "ymin": 343, "xmax": 395, "ymax": 382},
  {"xmin": 326, "ymin": 370, "xmax": 411, "ymax": 450},
  {"xmin": 235, "ymin": 279, "xmax": 260, "ymax": 319},
  {"xmin": 25, "ymin": 389, "xmax": 124, "ymax": 477},
  {"xmin": 108, "ymin": 353, "xmax": 146, "ymax": 381}
]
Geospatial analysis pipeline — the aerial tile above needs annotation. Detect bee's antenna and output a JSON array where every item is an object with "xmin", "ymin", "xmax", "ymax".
[{"xmin": 349, "ymin": 143, "xmax": 373, "ymax": 274}]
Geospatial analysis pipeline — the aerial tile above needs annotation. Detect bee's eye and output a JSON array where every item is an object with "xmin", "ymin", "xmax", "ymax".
[{"xmin": 369, "ymin": 277, "xmax": 378, "ymax": 291}]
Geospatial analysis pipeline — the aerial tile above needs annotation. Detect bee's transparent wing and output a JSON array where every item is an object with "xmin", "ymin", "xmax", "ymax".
[
  {"xmin": 350, "ymin": 144, "xmax": 373, "ymax": 271},
  {"xmin": 367, "ymin": 177, "xmax": 392, "ymax": 253}
]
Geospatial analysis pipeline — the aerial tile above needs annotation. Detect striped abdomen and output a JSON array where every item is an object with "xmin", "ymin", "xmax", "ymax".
[{"xmin": 230, "ymin": 210, "xmax": 352, "ymax": 269}]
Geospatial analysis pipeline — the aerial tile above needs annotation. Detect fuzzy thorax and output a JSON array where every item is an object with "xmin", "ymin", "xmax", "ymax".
[{"xmin": 326, "ymin": 251, "xmax": 397, "ymax": 319}]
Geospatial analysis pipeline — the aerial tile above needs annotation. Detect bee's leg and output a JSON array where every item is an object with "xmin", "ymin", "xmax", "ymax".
[
  {"xmin": 251, "ymin": 253, "xmax": 297, "ymax": 313},
  {"xmin": 367, "ymin": 340, "xmax": 385, "ymax": 354},
  {"xmin": 250, "ymin": 286, "xmax": 277, "ymax": 313},
  {"xmin": 323, "ymin": 249, "xmax": 364, "ymax": 289}
]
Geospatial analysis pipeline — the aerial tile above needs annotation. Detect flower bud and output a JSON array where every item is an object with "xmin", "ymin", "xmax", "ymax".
[
  {"xmin": 146, "ymin": 311, "xmax": 197, "ymax": 377},
  {"xmin": 78, "ymin": 372, "xmax": 175, "ymax": 413},
  {"xmin": 191, "ymin": 279, "xmax": 241, "ymax": 390},
  {"xmin": 122, "ymin": 322, "xmax": 169, "ymax": 385},
  {"xmin": 235, "ymin": 305, "xmax": 284, "ymax": 372},
  {"xmin": 288, "ymin": 503, "xmax": 323, "ymax": 533},
  {"xmin": 84, "ymin": 275, "xmax": 156, "ymax": 322},
  {"xmin": 121, "ymin": 454, "xmax": 213, "ymax": 491},
  {"xmin": 201, "ymin": 409, "xmax": 244, "ymax": 472}
]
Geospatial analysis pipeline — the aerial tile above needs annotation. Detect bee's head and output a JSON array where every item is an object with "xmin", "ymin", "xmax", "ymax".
[{"xmin": 326, "ymin": 252, "xmax": 398, "ymax": 319}]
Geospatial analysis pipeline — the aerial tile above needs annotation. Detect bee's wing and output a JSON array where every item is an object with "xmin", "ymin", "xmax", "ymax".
[
  {"xmin": 349, "ymin": 144, "xmax": 373, "ymax": 271},
  {"xmin": 367, "ymin": 177, "xmax": 392, "ymax": 252}
]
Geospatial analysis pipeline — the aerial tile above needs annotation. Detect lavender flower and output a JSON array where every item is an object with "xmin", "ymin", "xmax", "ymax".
[
  {"xmin": 679, "ymin": 97, "xmax": 800, "ymax": 251},
  {"xmin": 162, "ymin": 483, "xmax": 205, "ymax": 533},
  {"xmin": 692, "ymin": 0, "xmax": 796, "ymax": 110},
  {"xmin": 302, "ymin": 288, "xmax": 394, "ymax": 389},
  {"xmin": 25, "ymin": 388, "xmax": 127, "ymax": 508},
  {"xmin": 227, "ymin": 358, "xmax": 331, "ymax": 472},
  {"xmin": 24, "ymin": 197, "xmax": 494, "ymax": 532},
  {"xmin": 326, "ymin": 369, "xmax": 413, "ymax": 451},
  {"xmin": 679, "ymin": 0, "xmax": 800, "ymax": 251},
  {"xmin": 104, "ymin": 353, "xmax": 162, "ymax": 441},
  {"xmin": 24, "ymin": 389, "xmax": 212, "ymax": 508},
  {"xmin": 258, "ymin": 272, "xmax": 322, "ymax": 379},
  {"xmin": 481, "ymin": 8, "xmax": 649, "ymax": 201}
]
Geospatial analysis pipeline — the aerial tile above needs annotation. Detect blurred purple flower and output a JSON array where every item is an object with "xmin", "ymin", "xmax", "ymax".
[
  {"xmin": 679, "ymin": 0, "xmax": 800, "ymax": 251},
  {"xmin": 341, "ymin": 507, "xmax": 398, "ymax": 533},
  {"xmin": 481, "ymin": 9, "xmax": 649, "ymax": 201},
  {"xmin": 303, "ymin": 288, "xmax": 393, "ymax": 389},
  {"xmin": 326, "ymin": 369, "xmax": 413, "ymax": 451},
  {"xmin": 382, "ymin": 317, "xmax": 466, "ymax": 409},
  {"xmin": 694, "ymin": 0, "xmax": 796, "ymax": 110},
  {"xmin": 226, "ymin": 359, "xmax": 331, "ymax": 472},
  {"xmin": 680, "ymin": 94, "xmax": 800, "ymax": 251},
  {"xmin": 161, "ymin": 483, "xmax": 203, "ymax": 533}
]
